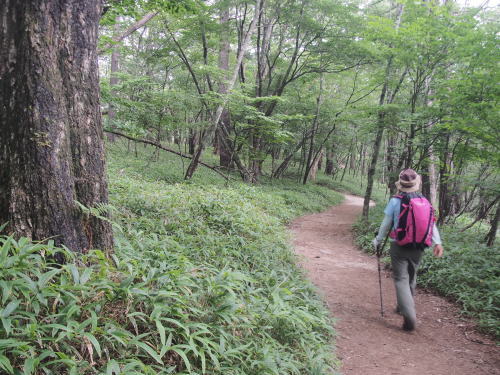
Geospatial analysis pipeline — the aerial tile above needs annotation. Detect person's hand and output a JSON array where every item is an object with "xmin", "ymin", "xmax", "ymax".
[
  {"xmin": 372, "ymin": 238, "xmax": 380, "ymax": 253},
  {"xmin": 433, "ymin": 244, "xmax": 444, "ymax": 257}
]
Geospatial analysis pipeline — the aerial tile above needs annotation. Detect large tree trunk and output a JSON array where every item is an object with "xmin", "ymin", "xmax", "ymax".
[{"xmin": 0, "ymin": 0, "xmax": 113, "ymax": 254}]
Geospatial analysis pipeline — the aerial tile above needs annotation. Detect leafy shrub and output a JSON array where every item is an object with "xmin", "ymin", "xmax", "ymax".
[{"xmin": 418, "ymin": 226, "xmax": 500, "ymax": 338}]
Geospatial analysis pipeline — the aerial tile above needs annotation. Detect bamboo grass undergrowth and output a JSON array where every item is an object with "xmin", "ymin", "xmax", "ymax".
[{"xmin": 0, "ymin": 142, "xmax": 343, "ymax": 374}]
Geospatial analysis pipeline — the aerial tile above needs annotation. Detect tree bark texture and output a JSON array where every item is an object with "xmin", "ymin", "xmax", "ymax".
[{"xmin": 0, "ymin": 0, "xmax": 113, "ymax": 253}]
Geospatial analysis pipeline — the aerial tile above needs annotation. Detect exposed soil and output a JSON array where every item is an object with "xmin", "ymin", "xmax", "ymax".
[{"xmin": 291, "ymin": 194, "xmax": 499, "ymax": 375}]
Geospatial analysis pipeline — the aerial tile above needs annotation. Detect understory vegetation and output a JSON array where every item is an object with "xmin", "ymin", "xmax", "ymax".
[
  {"xmin": 0, "ymin": 143, "xmax": 342, "ymax": 375},
  {"xmin": 352, "ymin": 185, "xmax": 500, "ymax": 339}
]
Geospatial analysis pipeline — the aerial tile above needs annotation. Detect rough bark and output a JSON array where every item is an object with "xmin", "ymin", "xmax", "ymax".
[{"xmin": 0, "ymin": 0, "xmax": 113, "ymax": 253}]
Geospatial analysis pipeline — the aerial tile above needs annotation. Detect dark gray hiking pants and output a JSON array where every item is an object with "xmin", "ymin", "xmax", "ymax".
[{"xmin": 390, "ymin": 242, "xmax": 424, "ymax": 327}]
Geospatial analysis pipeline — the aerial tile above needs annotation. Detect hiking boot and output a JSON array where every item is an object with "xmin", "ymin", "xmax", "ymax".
[{"xmin": 402, "ymin": 316, "xmax": 415, "ymax": 331}]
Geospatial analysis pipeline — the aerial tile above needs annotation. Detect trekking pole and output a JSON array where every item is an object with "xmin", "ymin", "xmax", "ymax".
[{"xmin": 375, "ymin": 231, "xmax": 390, "ymax": 318}]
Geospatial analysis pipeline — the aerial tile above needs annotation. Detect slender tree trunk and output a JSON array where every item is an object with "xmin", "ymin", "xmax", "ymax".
[
  {"xmin": 0, "ymin": 0, "xmax": 113, "ymax": 254},
  {"xmin": 325, "ymin": 147, "xmax": 334, "ymax": 175},
  {"xmin": 188, "ymin": 129, "xmax": 197, "ymax": 155},
  {"xmin": 363, "ymin": 111, "xmax": 386, "ymax": 217},
  {"xmin": 428, "ymin": 144, "xmax": 438, "ymax": 207},
  {"xmin": 362, "ymin": 4, "xmax": 404, "ymax": 218},
  {"xmin": 423, "ymin": 77, "xmax": 438, "ymax": 206},
  {"xmin": 485, "ymin": 201, "xmax": 499, "ymax": 247},
  {"xmin": 303, "ymin": 73, "xmax": 324, "ymax": 184},
  {"xmin": 218, "ymin": 6, "xmax": 233, "ymax": 168},
  {"xmin": 184, "ymin": 0, "xmax": 261, "ymax": 181},
  {"xmin": 317, "ymin": 148, "xmax": 324, "ymax": 171},
  {"xmin": 438, "ymin": 134, "xmax": 451, "ymax": 225},
  {"xmin": 272, "ymin": 136, "xmax": 307, "ymax": 178},
  {"xmin": 107, "ymin": 17, "xmax": 121, "ymax": 142},
  {"xmin": 363, "ymin": 71, "xmax": 391, "ymax": 217},
  {"xmin": 309, "ymin": 149, "xmax": 323, "ymax": 182}
]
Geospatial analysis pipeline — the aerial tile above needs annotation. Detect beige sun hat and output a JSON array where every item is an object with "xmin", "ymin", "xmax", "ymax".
[{"xmin": 395, "ymin": 168, "xmax": 421, "ymax": 193}]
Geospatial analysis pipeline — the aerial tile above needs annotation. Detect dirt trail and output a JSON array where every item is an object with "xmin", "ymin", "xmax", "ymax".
[{"xmin": 291, "ymin": 194, "xmax": 499, "ymax": 375}]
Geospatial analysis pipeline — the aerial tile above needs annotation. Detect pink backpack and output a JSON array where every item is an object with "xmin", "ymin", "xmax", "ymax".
[{"xmin": 390, "ymin": 193, "xmax": 435, "ymax": 249}]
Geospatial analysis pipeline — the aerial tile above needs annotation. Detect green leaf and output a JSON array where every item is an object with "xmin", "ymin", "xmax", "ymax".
[
  {"xmin": 80, "ymin": 268, "xmax": 93, "ymax": 285},
  {"xmin": 1, "ymin": 318, "xmax": 12, "ymax": 336},
  {"xmin": 68, "ymin": 264, "xmax": 80, "ymax": 284},
  {"xmin": 171, "ymin": 346, "xmax": 191, "ymax": 372},
  {"xmin": 134, "ymin": 341, "xmax": 163, "ymax": 365},
  {"xmin": 0, "ymin": 281, "xmax": 12, "ymax": 305},
  {"xmin": 106, "ymin": 360, "xmax": 121, "ymax": 375},
  {"xmin": 155, "ymin": 319, "xmax": 166, "ymax": 347},
  {"xmin": 83, "ymin": 333, "xmax": 101, "ymax": 357},
  {"xmin": 0, "ymin": 354, "xmax": 14, "ymax": 375},
  {"xmin": 37, "ymin": 269, "xmax": 61, "ymax": 289},
  {"xmin": 0, "ymin": 237, "xmax": 12, "ymax": 265},
  {"xmin": 1, "ymin": 300, "xmax": 20, "ymax": 318},
  {"xmin": 23, "ymin": 357, "xmax": 36, "ymax": 375}
]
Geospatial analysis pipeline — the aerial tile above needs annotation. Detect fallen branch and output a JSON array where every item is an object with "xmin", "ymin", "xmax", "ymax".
[{"xmin": 104, "ymin": 130, "xmax": 231, "ymax": 181}]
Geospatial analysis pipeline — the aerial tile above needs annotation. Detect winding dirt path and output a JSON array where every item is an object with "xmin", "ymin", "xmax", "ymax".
[{"xmin": 291, "ymin": 194, "xmax": 499, "ymax": 375}]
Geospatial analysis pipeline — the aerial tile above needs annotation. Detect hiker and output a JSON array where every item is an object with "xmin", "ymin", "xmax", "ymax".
[{"xmin": 373, "ymin": 168, "xmax": 444, "ymax": 331}]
